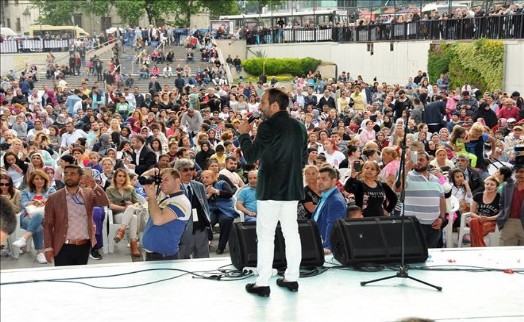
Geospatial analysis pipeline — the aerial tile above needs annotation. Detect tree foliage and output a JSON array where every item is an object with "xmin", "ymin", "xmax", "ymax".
[
  {"xmin": 31, "ymin": 0, "xmax": 241, "ymax": 27},
  {"xmin": 427, "ymin": 39, "xmax": 504, "ymax": 93}
]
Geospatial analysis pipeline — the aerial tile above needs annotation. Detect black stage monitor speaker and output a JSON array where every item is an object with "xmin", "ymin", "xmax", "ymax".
[
  {"xmin": 331, "ymin": 216, "xmax": 428, "ymax": 266},
  {"xmin": 229, "ymin": 219, "xmax": 324, "ymax": 270}
]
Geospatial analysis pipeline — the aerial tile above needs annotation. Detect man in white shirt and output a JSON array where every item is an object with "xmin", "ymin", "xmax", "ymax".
[
  {"xmin": 123, "ymin": 87, "xmax": 137, "ymax": 110},
  {"xmin": 60, "ymin": 122, "xmax": 87, "ymax": 152},
  {"xmin": 219, "ymin": 156, "xmax": 244, "ymax": 189}
]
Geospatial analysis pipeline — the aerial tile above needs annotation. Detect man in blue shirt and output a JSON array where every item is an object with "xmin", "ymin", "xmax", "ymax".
[
  {"xmin": 235, "ymin": 170, "xmax": 258, "ymax": 222},
  {"xmin": 142, "ymin": 168, "xmax": 191, "ymax": 261},
  {"xmin": 313, "ymin": 166, "xmax": 347, "ymax": 254}
]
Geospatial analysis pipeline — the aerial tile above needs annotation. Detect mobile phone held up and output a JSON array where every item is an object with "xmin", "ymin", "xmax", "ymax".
[
  {"xmin": 410, "ymin": 151, "xmax": 418, "ymax": 163},
  {"xmin": 353, "ymin": 160, "xmax": 362, "ymax": 172}
]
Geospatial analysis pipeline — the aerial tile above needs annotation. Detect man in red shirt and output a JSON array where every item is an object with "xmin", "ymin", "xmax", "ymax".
[{"xmin": 497, "ymin": 98, "xmax": 520, "ymax": 120}]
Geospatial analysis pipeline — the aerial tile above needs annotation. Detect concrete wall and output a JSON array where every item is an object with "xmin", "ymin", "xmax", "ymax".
[
  {"xmin": 504, "ymin": 41, "xmax": 524, "ymax": 93},
  {"xmin": 0, "ymin": 52, "xmax": 69, "ymax": 76},
  {"xmin": 240, "ymin": 40, "xmax": 524, "ymax": 92}
]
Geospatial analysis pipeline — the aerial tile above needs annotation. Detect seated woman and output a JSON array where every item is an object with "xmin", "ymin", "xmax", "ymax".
[
  {"xmin": 200, "ymin": 170, "xmax": 237, "ymax": 255},
  {"xmin": 297, "ymin": 165, "xmax": 321, "ymax": 220},
  {"xmin": 344, "ymin": 161, "xmax": 398, "ymax": 217},
  {"xmin": 105, "ymin": 168, "xmax": 142, "ymax": 257},
  {"xmin": 468, "ymin": 176, "xmax": 500, "ymax": 247},
  {"xmin": 429, "ymin": 148, "xmax": 455, "ymax": 172},
  {"xmin": 3, "ymin": 151, "xmax": 27, "ymax": 189},
  {"xmin": 0, "ymin": 174, "xmax": 22, "ymax": 214},
  {"xmin": 13, "ymin": 170, "xmax": 56, "ymax": 264}
]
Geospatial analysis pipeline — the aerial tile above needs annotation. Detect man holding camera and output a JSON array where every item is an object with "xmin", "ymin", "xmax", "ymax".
[{"xmin": 141, "ymin": 168, "xmax": 191, "ymax": 261}]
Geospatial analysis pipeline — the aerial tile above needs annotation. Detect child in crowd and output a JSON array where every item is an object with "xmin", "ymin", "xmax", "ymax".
[
  {"xmin": 87, "ymin": 151, "xmax": 103, "ymax": 173},
  {"xmin": 449, "ymin": 125, "xmax": 477, "ymax": 167},
  {"xmin": 129, "ymin": 173, "xmax": 147, "ymax": 198},
  {"xmin": 347, "ymin": 205, "xmax": 363, "ymax": 219}
]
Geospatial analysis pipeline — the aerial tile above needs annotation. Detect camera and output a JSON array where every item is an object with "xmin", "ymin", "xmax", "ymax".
[
  {"xmin": 515, "ymin": 145, "xmax": 524, "ymax": 169},
  {"xmin": 138, "ymin": 173, "xmax": 161, "ymax": 185}
]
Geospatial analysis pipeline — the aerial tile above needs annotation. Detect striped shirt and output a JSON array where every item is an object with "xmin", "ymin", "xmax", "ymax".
[
  {"xmin": 404, "ymin": 171, "xmax": 444, "ymax": 225},
  {"xmin": 65, "ymin": 189, "xmax": 89, "ymax": 240}
]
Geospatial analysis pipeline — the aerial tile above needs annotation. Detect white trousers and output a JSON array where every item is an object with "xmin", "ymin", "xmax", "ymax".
[
  {"xmin": 114, "ymin": 206, "xmax": 139, "ymax": 240},
  {"xmin": 256, "ymin": 200, "xmax": 301, "ymax": 286}
]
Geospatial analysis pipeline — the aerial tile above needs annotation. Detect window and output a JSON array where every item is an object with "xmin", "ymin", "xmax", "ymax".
[
  {"xmin": 101, "ymin": 17, "xmax": 111, "ymax": 31},
  {"xmin": 16, "ymin": 18, "xmax": 21, "ymax": 32},
  {"xmin": 73, "ymin": 14, "xmax": 82, "ymax": 28},
  {"xmin": 6, "ymin": 18, "xmax": 11, "ymax": 28}
]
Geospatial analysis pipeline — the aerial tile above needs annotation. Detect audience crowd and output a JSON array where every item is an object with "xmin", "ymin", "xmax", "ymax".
[{"xmin": 1, "ymin": 24, "xmax": 523, "ymax": 264}]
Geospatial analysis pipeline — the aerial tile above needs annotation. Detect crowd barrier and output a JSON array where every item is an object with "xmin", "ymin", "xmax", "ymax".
[
  {"xmin": 242, "ymin": 14, "xmax": 524, "ymax": 44},
  {"xmin": 1, "ymin": 38, "xmax": 73, "ymax": 53}
]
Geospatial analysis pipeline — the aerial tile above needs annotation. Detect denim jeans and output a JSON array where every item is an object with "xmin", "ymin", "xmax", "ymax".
[
  {"xmin": 21, "ymin": 214, "xmax": 44, "ymax": 250},
  {"xmin": 420, "ymin": 223, "xmax": 442, "ymax": 248}
]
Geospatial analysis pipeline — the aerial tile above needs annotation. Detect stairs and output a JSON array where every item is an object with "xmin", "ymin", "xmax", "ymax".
[{"xmin": 33, "ymin": 42, "xmax": 209, "ymax": 94}]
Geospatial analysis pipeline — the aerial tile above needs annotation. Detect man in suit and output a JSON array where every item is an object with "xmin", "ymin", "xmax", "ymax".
[
  {"xmin": 43, "ymin": 165, "xmax": 109, "ymax": 266},
  {"xmin": 313, "ymin": 166, "xmax": 347, "ymax": 254},
  {"xmin": 175, "ymin": 158, "xmax": 212, "ymax": 259},
  {"xmin": 239, "ymin": 88, "xmax": 308, "ymax": 297},
  {"xmin": 124, "ymin": 134, "xmax": 157, "ymax": 176}
]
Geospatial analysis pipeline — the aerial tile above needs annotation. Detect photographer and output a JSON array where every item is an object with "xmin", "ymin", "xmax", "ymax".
[{"xmin": 141, "ymin": 168, "xmax": 191, "ymax": 261}]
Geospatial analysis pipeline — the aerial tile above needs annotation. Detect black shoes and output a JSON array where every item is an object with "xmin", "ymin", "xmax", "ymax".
[
  {"xmin": 89, "ymin": 248, "xmax": 103, "ymax": 260},
  {"xmin": 245, "ymin": 283, "xmax": 270, "ymax": 297},
  {"xmin": 276, "ymin": 278, "xmax": 299, "ymax": 292},
  {"xmin": 216, "ymin": 249, "xmax": 224, "ymax": 255}
]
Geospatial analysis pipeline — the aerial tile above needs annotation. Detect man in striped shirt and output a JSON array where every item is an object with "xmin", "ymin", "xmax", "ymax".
[{"xmin": 404, "ymin": 152, "xmax": 446, "ymax": 248}]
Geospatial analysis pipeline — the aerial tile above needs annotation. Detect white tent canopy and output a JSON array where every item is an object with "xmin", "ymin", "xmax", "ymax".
[{"xmin": 0, "ymin": 27, "xmax": 17, "ymax": 37}]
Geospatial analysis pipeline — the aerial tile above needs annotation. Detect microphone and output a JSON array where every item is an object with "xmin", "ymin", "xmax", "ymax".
[{"xmin": 246, "ymin": 112, "xmax": 260, "ymax": 123}]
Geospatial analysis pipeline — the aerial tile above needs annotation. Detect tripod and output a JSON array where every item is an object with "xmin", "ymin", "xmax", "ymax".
[{"xmin": 360, "ymin": 115, "xmax": 442, "ymax": 292}]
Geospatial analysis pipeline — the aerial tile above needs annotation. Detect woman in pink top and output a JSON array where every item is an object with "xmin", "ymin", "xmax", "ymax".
[
  {"xmin": 379, "ymin": 147, "xmax": 400, "ymax": 189},
  {"xmin": 359, "ymin": 120, "xmax": 376, "ymax": 147}
]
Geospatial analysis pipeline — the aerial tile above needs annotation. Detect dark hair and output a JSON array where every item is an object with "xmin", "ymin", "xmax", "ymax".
[
  {"xmin": 448, "ymin": 168, "xmax": 465, "ymax": 187},
  {"xmin": 132, "ymin": 134, "xmax": 146, "ymax": 145},
  {"xmin": 225, "ymin": 156, "xmax": 237, "ymax": 164},
  {"xmin": 64, "ymin": 164, "xmax": 83, "ymax": 176},
  {"xmin": 0, "ymin": 174, "xmax": 15, "ymax": 197},
  {"xmin": 346, "ymin": 145, "xmax": 359, "ymax": 157},
  {"xmin": 149, "ymin": 138, "xmax": 162, "ymax": 151},
  {"xmin": 0, "ymin": 196, "xmax": 17, "ymax": 237},
  {"xmin": 319, "ymin": 166, "xmax": 337, "ymax": 180},
  {"xmin": 267, "ymin": 88, "xmax": 289, "ymax": 111},
  {"xmin": 2, "ymin": 151, "xmax": 21, "ymax": 170},
  {"xmin": 498, "ymin": 166, "xmax": 513, "ymax": 182}
]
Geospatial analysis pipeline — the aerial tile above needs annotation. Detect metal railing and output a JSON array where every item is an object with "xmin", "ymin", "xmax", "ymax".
[{"xmin": 241, "ymin": 14, "xmax": 524, "ymax": 44}]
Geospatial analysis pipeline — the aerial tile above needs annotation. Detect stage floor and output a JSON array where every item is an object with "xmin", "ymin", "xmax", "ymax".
[{"xmin": 1, "ymin": 247, "xmax": 523, "ymax": 322}]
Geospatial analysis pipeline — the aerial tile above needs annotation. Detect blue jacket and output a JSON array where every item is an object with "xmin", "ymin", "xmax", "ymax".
[
  {"xmin": 314, "ymin": 189, "xmax": 347, "ymax": 250},
  {"xmin": 208, "ymin": 180, "xmax": 237, "ymax": 219}
]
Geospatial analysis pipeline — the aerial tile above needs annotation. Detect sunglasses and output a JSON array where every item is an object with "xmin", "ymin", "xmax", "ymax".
[
  {"xmin": 180, "ymin": 167, "xmax": 195, "ymax": 172},
  {"xmin": 0, "ymin": 183, "xmax": 10, "ymax": 186}
]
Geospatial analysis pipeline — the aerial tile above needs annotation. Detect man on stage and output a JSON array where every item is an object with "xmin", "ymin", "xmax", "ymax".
[{"xmin": 239, "ymin": 88, "xmax": 308, "ymax": 297}]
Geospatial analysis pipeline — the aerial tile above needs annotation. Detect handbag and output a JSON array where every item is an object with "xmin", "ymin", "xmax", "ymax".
[{"xmin": 25, "ymin": 205, "xmax": 45, "ymax": 218}]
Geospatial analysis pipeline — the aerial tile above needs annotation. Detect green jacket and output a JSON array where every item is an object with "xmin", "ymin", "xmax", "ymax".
[{"xmin": 239, "ymin": 111, "xmax": 307, "ymax": 201}]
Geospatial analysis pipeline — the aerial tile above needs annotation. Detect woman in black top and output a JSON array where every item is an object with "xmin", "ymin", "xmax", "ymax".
[
  {"xmin": 468, "ymin": 176, "xmax": 500, "ymax": 247},
  {"xmin": 344, "ymin": 160, "xmax": 397, "ymax": 217},
  {"xmin": 297, "ymin": 165, "xmax": 321, "ymax": 220}
]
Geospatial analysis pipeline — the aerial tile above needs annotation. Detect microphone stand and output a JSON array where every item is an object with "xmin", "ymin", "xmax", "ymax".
[{"xmin": 360, "ymin": 111, "xmax": 442, "ymax": 291}]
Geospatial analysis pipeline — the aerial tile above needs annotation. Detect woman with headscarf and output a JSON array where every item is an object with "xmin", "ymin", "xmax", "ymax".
[
  {"xmin": 473, "ymin": 102, "xmax": 498, "ymax": 129},
  {"xmin": 92, "ymin": 132, "xmax": 115, "ymax": 157}
]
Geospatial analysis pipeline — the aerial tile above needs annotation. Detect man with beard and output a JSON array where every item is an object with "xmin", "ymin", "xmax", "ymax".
[
  {"xmin": 402, "ymin": 151, "xmax": 446, "ymax": 248},
  {"xmin": 43, "ymin": 165, "xmax": 109, "ymax": 266}
]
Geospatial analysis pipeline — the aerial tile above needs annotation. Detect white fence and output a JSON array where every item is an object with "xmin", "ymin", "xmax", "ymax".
[{"xmin": 0, "ymin": 39, "xmax": 72, "ymax": 53}]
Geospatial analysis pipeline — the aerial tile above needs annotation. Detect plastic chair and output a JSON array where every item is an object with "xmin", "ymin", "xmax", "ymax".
[
  {"xmin": 233, "ymin": 186, "xmax": 247, "ymax": 223},
  {"xmin": 106, "ymin": 197, "xmax": 148, "ymax": 253},
  {"xmin": 457, "ymin": 212, "xmax": 500, "ymax": 247}
]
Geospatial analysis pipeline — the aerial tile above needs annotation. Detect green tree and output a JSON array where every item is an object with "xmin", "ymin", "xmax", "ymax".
[{"xmin": 31, "ymin": 0, "xmax": 85, "ymax": 25}]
